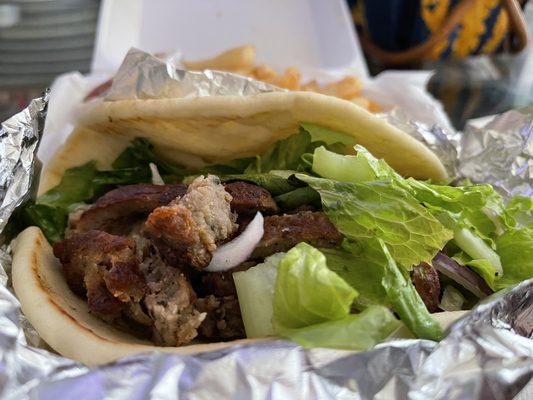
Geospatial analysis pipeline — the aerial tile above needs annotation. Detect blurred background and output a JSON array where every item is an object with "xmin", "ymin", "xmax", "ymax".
[
  {"xmin": 0, "ymin": 0, "xmax": 100, "ymax": 119},
  {"xmin": 0, "ymin": 0, "xmax": 532, "ymax": 129}
]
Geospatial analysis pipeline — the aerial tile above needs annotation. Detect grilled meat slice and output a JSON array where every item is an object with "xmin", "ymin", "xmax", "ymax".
[
  {"xmin": 136, "ymin": 239, "xmax": 205, "ymax": 346},
  {"xmin": 411, "ymin": 262, "xmax": 441, "ymax": 313},
  {"xmin": 224, "ymin": 181, "xmax": 278, "ymax": 215},
  {"xmin": 196, "ymin": 295, "xmax": 245, "ymax": 339},
  {"xmin": 144, "ymin": 175, "xmax": 237, "ymax": 269},
  {"xmin": 71, "ymin": 184, "xmax": 187, "ymax": 235},
  {"xmin": 252, "ymin": 211, "xmax": 343, "ymax": 258},
  {"xmin": 200, "ymin": 261, "xmax": 256, "ymax": 297},
  {"xmin": 53, "ymin": 230, "xmax": 146, "ymax": 318}
]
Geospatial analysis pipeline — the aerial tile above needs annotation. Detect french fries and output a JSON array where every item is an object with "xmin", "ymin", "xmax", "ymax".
[
  {"xmin": 183, "ymin": 45, "xmax": 381, "ymax": 112},
  {"xmin": 183, "ymin": 45, "xmax": 256, "ymax": 72}
]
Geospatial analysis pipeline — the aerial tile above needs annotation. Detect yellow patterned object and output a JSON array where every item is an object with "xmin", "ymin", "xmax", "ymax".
[
  {"xmin": 422, "ymin": 0, "xmax": 509, "ymax": 59},
  {"xmin": 350, "ymin": 0, "xmax": 526, "ymax": 64}
]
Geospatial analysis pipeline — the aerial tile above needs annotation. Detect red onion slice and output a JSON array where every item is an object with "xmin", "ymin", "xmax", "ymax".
[
  {"xmin": 205, "ymin": 212, "xmax": 264, "ymax": 272},
  {"xmin": 432, "ymin": 252, "xmax": 493, "ymax": 298}
]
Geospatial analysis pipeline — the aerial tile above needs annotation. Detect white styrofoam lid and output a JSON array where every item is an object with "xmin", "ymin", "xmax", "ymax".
[{"xmin": 92, "ymin": 0, "xmax": 368, "ymax": 77}]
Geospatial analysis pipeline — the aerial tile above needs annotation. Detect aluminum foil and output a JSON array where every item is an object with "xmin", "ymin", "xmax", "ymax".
[
  {"xmin": 0, "ymin": 93, "xmax": 47, "ymax": 235},
  {"xmin": 106, "ymin": 48, "xmax": 284, "ymax": 101},
  {"xmin": 0, "ymin": 50, "xmax": 531, "ymax": 399},
  {"xmin": 459, "ymin": 110, "xmax": 532, "ymax": 198},
  {"xmin": 380, "ymin": 108, "xmax": 460, "ymax": 177}
]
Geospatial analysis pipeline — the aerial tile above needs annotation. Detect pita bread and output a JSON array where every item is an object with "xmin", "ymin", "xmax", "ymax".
[
  {"xmin": 39, "ymin": 91, "xmax": 447, "ymax": 194},
  {"xmin": 12, "ymin": 227, "xmax": 466, "ymax": 366}
]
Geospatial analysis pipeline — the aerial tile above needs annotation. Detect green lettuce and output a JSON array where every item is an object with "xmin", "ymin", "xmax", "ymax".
[
  {"xmin": 279, "ymin": 305, "xmax": 400, "ymax": 350},
  {"xmin": 271, "ymin": 243, "xmax": 400, "ymax": 350},
  {"xmin": 494, "ymin": 227, "xmax": 533, "ymax": 289},
  {"xmin": 232, "ymin": 253, "xmax": 285, "ymax": 338},
  {"xmin": 20, "ymin": 160, "xmax": 156, "ymax": 242},
  {"xmin": 308, "ymin": 146, "xmax": 533, "ymax": 288},
  {"xmin": 505, "ymin": 196, "xmax": 533, "ymax": 228},
  {"xmin": 378, "ymin": 239, "xmax": 443, "ymax": 340},
  {"xmin": 321, "ymin": 242, "xmax": 390, "ymax": 308},
  {"xmin": 298, "ymin": 174, "xmax": 453, "ymax": 269},
  {"xmin": 300, "ymin": 123, "xmax": 355, "ymax": 146},
  {"xmin": 325, "ymin": 238, "xmax": 442, "ymax": 340},
  {"xmin": 273, "ymin": 243, "xmax": 357, "ymax": 329},
  {"xmin": 112, "ymin": 137, "xmax": 188, "ymax": 179}
]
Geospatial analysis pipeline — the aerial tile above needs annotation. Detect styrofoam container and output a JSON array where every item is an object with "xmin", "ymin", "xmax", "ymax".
[{"xmin": 92, "ymin": 0, "xmax": 368, "ymax": 78}]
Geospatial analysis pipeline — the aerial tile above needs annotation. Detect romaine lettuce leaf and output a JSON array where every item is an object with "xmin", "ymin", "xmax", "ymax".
[
  {"xmin": 273, "ymin": 243, "xmax": 357, "ymax": 329},
  {"xmin": 244, "ymin": 130, "xmax": 312, "ymax": 173},
  {"xmin": 312, "ymin": 146, "xmax": 375, "ymax": 183},
  {"xmin": 270, "ymin": 242, "xmax": 399, "ymax": 350},
  {"xmin": 233, "ymin": 253, "xmax": 285, "ymax": 338},
  {"xmin": 321, "ymin": 242, "xmax": 390, "ymax": 308},
  {"xmin": 298, "ymin": 174, "xmax": 453, "ymax": 269},
  {"xmin": 505, "ymin": 195, "xmax": 533, "ymax": 228},
  {"xmin": 274, "ymin": 187, "xmax": 320, "ymax": 210},
  {"xmin": 494, "ymin": 227, "xmax": 533, "ymax": 289},
  {"xmin": 112, "ymin": 137, "xmax": 188, "ymax": 179},
  {"xmin": 300, "ymin": 123, "xmax": 355, "ymax": 146},
  {"xmin": 378, "ymin": 239, "xmax": 443, "ymax": 340},
  {"xmin": 278, "ymin": 305, "xmax": 400, "ymax": 350}
]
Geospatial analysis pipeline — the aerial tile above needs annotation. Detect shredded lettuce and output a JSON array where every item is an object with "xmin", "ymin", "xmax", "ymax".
[
  {"xmin": 273, "ymin": 243, "xmax": 357, "ymax": 329},
  {"xmin": 378, "ymin": 239, "xmax": 443, "ymax": 340},
  {"xmin": 274, "ymin": 187, "xmax": 320, "ymax": 210},
  {"xmin": 19, "ymin": 161, "xmax": 155, "ymax": 242},
  {"xmin": 321, "ymin": 242, "xmax": 390, "ymax": 308},
  {"xmin": 308, "ymin": 145, "xmax": 533, "ymax": 290},
  {"xmin": 298, "ymin": 174, "xmax": 453, "ymax": 269},
  {"xmin": 233, "ymin": 253, "xmax": 285, "ymax": 338},
  {"xmin": 236, "ymin": 243, "xmax": 399, "ymax": 350},
  {"xmin": 494, "ymin": 227, "xmax": 533, "ymax": 289},
  {"xmin": 300, "ymin": 123, "xmax": 355, "ymax": 146},
  {"xmin": 312, "ymin": 146, "xmax": 375, "ymax": 183},
  {"xmin": 505, "ymin": 196, "xmax": 533, "ymax": 228},
  {"xmin": 271, "ymin": 243, "xmax": 402, "ymax": 350},
  {"xmin": 278, "ymin": 306, "xmax": 400, "ymax": 350}
]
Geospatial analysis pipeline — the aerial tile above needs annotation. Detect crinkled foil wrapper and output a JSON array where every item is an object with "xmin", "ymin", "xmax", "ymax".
[{"xmin": 0, "ymin": 49, "xmax": 531, "ymax": 399}]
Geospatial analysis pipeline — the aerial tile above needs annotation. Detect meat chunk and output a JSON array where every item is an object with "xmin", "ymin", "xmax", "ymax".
[
  {"xmin": 53, "ymin": 230, "xmax": 146, "ymax": 318},
  {"xmin": 224, "ymin": 181, "xmax": 278, "ymax": 215},
  {"xmin": 411, "ymin": 262, "xmax": 441, "ymax": 313},
  {"xmin": 143, "ymin": 175, "xmax": 237, "ymax": 269},
  {"xmin": 200, "ymin": 261, "xmax": 256, "ymax": 297},
  {"xmin": 252, "ymin": 211, "xmax": 343, "ymax": 258},
  {"xmin": 72, "ymin": 184, "xmax": 187, "ymax": 235},
  {"xmin": 137, "ymin": 240, "xmax": 205, "ymax": 346},
  {"xmin": 196, "ymin": 295, "xmax": 245, "ymax": 339}
]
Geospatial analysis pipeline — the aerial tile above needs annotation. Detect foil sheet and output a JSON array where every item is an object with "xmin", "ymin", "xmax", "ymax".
[
  {"xmin": 0, "ymin": 50, "xmax": 531, "ymax": 399},
  {"xmin": 0, "ymin": 93, "xmax": 47, "ymax": 235},
  {"xmin": 106, "ymin": 48, "xmax": 284, "ymax": 101},
  {"xmin": 459, "ymin": 110, "xmax": 533, "ymax": 198},
  {"xmin": 380, "ymin": 108, "xmax": 460, "ymax": 177}
]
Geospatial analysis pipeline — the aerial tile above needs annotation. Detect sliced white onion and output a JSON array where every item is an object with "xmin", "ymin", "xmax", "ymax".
[
  {"xmin": 205, "ymin": 212, "xmax": 264, "ymax": 272},
  {"xmin": 149, "ymin": 163, "xmax": 165, "ymax": 185}
]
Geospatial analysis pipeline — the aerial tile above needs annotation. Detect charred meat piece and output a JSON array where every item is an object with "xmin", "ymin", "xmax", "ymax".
[
  {"xmin": 411, "ymin": 262, "xmax": 441, "ymax": 313},
  {"xmin": 200, "ymin": 261, "xmax": 256, "ymax": 297},
  {"xmin": 136, "ymin": 239, "xmax": 205, "ymax": 346},
  {"xmin": 53, "ymin": 230, "xmax": 146, "ymax": 318},
  {"xmin": 252, "ymin": 211, "xmax": 343, "ymax": 258},
  {"xmin": 144, "ymin": 175, "xmax": 237, "ymax": 269},
  {"xmin": 224, "ymin": 181, "xmax": 278, "ymax": 215},
  {"xmin": 72, "ymin": 184, "xmax": 187, "ymax": 235},
  {"xmin": 196, "ymin": 295, "xmax": 245, "ymax": 339}
]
